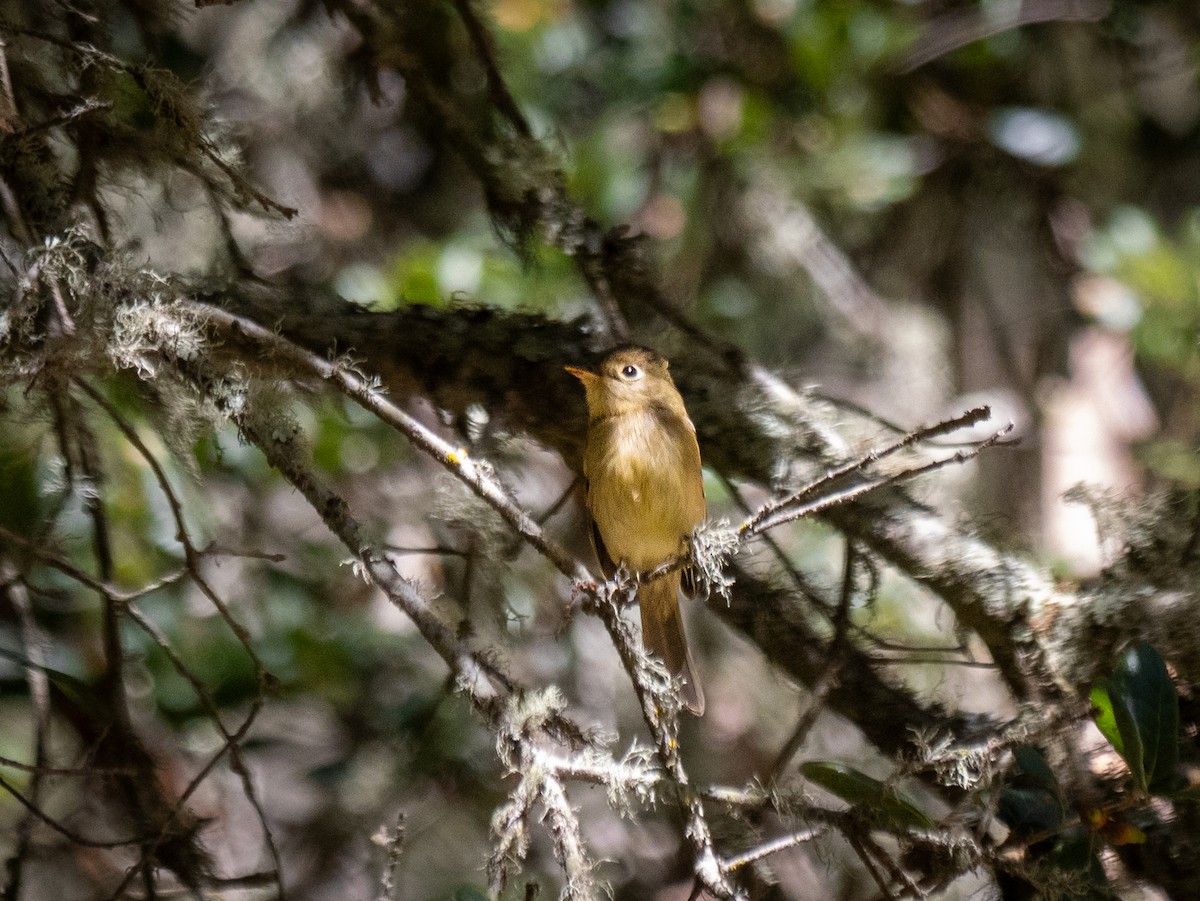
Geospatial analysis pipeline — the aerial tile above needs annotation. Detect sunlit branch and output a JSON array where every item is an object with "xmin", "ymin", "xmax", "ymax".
[
  {"xmin": 195, "ymin": 303, "xmax": 590, "ymax": 583},
  {"xmin": 739, "ymin": 407, "xmax": 1002, "ymax": 537}
]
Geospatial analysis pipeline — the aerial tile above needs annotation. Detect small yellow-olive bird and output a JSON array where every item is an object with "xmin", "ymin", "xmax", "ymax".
[{"xmin": 566, "ymin": 346, "xmax": 706, "ymax": 715}]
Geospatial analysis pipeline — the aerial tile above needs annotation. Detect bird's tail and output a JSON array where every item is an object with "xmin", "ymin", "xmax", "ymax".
[{"xmin": 639, "ymin": 575, "xmax": 705, "ymax": 715}]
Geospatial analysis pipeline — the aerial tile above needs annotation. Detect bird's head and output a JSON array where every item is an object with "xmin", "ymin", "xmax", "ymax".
[{"xmin": 565, "ymin": 346, "xmax": 681, "ymax": 418}]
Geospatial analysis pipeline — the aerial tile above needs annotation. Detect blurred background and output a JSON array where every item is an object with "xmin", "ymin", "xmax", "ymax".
[{"xmin": 2, "ymin": 0, "xmax": 1199, "ymax": 898}]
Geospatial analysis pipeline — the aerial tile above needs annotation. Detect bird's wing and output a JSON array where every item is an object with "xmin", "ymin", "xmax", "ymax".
[
  {"xmin": 655, "ymin": 407, "xmax": 706, "ymax": 598},
  {"xmin": 583, "ymin": 476, "xmax": 618, "ymax": 579}
]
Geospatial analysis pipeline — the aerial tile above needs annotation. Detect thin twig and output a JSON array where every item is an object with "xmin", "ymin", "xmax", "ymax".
[
  {"xmin": 859, "ymin": 831, "xmax": 923, "ymax": 899},
  {"xmin": 387, "ymin": 544, "xmax": 469, "ymax": 557},
  {"xmin": 195, "ymin": 305, "xmax": 589, "ymax": 582},
  {"xmin": 0, "ymin": 526, "xmax": 187, "ymax": 601},
  {"xmin": 721, "ymin": 826, "xmax": 829, "ymax": 872},
  {"xmin": 578, "ymin": 589, "xmax": 744, "ymax": 899},
  {"xmin": 374, "ymin": 813, "xmax": 406, "ymax": 901},
  {"xmin": 847, "ymin": 832, "xmax": 897, "ymax": 901},
  {"xmin": 73, "ymin": 380, "xmax": 284, "ymax": 901},
  {"xmin": 897, "ymin": 0, "xmax": 1111, "ymax": 73},
  {"xmin": 16, "ymin": 98, "xmax": 110, "ymax": 137},
  {"xmin": 0, "ymin": 773, "xmax": 149, "ymax": 849},
  {"xmin": 0, "ymin": 753, "xmax": 135, "ymax": 776},
  {"xmin": 52, "ymin": 390, "xmax": 162, "ymax": 898},
  {"xmin": 0, "ymin": 566, "xmax": 51, "ymax": 900},
  {"xmin": 772, "ymin": 542, "xmax": 859, "ymax": 774},
  {"xmin": 75, "ymin": 381, "xmax": 270, "ymax": 682},
  {"xmin": 739, "ymin": 407, "xmax": 996, "ymax": 537},
  {"xmin": 743, "ymin": 418, "xmax": 1013, "ymax": 538},
  {"xmin": 450, "ymin": 0, "xmax": 531, "ymax": 138},
  {"xmin": 716, "ymin": 472, "xmax": 829, "ymax": 610}
]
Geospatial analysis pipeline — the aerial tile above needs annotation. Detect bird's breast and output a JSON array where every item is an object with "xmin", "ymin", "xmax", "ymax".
[{"xmin": 585, "ymin": 410, "xmax": 705, "ymax": 571}]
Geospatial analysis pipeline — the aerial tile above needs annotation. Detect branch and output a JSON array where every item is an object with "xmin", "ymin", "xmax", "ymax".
[
  {"xmin": 287, "ymin": 0, "xmax": 1082, "ymax": 706},
  {"xmin": 189, "ymin": 302, "xmax": 746, "ymax": 898},
  {"xmin": 0, "ymin": 564, "xmax": 51, "ymax": 900},
  {"xmin": 737, "ymin": 406, "xmax": 1001, "ymax": 537},
  {"xmin": 897, "ymin": 0, "xmax": 1112, "ymax": 73},
  {"xmin": 195, "ymin": 302, "xmax": 588, "ymax": 583}
]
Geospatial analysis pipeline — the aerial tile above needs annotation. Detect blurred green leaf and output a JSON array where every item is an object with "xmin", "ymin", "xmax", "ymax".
[
  {"xmin": 1091, "ymin": 643, "xmax": 1180, "ymax": 795},
  {"xmin": 799, "ymin": 761, "xmax": 932, "ymax": 830},
  {"xmin": 0, "ymin": 428, "xmax": 46, "ymax": 536},
  {"xmin": 1085, "ymin": 208, "xmax": 1200, "ymax": 386},
  {"xmin": 386, "ymin": 241, "xmax": 445, "ymax": 307},
  {"xmin": 1090, "ymin": 681, "xmax": 1125, "ymax": 760},
  {"xmin": 105, "ymin": 68, "xmax": 159, "ymax": 133},
  {"xmin": 1136, "ymin": 440, "xmax": 1200, "ymax": 489}
]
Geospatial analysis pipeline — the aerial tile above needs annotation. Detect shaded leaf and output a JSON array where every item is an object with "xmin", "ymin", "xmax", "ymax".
[
  {"xmin": 1090, "ymin": 681, "xmax": 1124, "ymax": 759},
  {"xmin": 998, "ymin": 747, "xmax": 1065, "ymax": 840},
  {"xmin": 1012, "ymin": 745, "xmax": 1059, "ymax": 795},
  {"xmin": 800, "ymin": 761, "xmax": 933, "ymax": 830},
  {"xmin": 1091, "ymin": 643, "xmax": 1179, "ymax": 794},
  {"xmin": 0, "ymin": 432, "xmax": 45, "ymax": 536}
]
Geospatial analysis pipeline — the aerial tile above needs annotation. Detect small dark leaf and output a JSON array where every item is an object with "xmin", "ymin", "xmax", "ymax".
[
  {"xmin": 1098, "ymin": 676, "xmax": 1145, "ymax": 792},
  {"xmin": 1091, "ymin": 643, "xmax": 1179, "ymax": 794},
  {"xmin": 0, "ymin": 435, "xmax": 45, "ymax": 535},
  {"xmin": 800, "ymin": 761, "xmax": 933, "ymax": 830},
  {"xmin": 998, "ymin": 747, "xmax": 1064, "ymax": 839},
  {"xmin": 998, "ymin": 786, "xmax": 1065, "ymax": 839},
  {"xmin": 1012, "ymin": 745, "xmax": 1060, "ymax": 795}
]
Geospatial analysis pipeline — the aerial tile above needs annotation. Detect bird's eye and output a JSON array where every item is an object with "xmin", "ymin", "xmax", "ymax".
[{"xmin": 621, "ymin": 364, "xmax": 640, "ymax": 379}]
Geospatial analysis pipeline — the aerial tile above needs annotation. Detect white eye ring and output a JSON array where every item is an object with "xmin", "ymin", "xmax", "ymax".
[{"xmin": 621, "ymin": 364, "xmax": 641, "ymax": 379}]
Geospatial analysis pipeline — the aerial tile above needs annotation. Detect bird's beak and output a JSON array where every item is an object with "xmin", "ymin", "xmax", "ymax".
[{"xmin": 564, "ymin": 365, "xmax": 598, "ymax": 386}]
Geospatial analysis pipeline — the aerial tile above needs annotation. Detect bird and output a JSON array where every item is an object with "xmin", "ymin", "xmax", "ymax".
[{"xmin": 566, "ymin": 346, "xmax": 706, "ymax": 715}]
